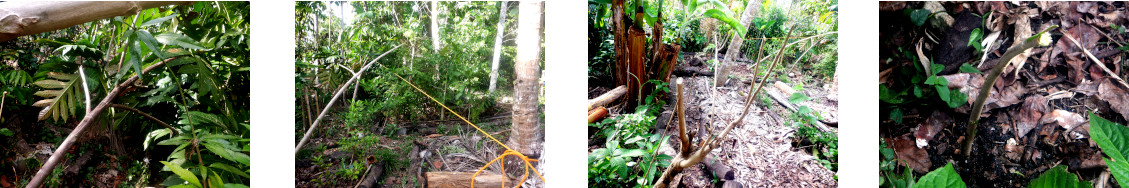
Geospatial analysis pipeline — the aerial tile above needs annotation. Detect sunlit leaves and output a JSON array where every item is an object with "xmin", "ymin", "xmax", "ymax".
[
  {"xmin": 157, "ymin": 33, "xmax": 206, "ymax": 50},
  {"xmin": 31, "ymin": 72, "xmax": 83, "ymax": 121}
]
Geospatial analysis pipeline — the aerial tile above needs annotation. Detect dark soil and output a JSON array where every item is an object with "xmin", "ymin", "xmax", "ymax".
[{"xmin": 880, "ymin": 1, "xmax": 1129, "ymax": 187}]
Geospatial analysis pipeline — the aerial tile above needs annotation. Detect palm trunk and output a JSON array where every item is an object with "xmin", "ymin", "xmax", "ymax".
[
  {"xmin": 488, "ymin": 2, "xmax": 509, "ymax": 94},
  {"xmin": 509, "ymin": 1, "xmax": 543, "ymax": 157},
  {"xmin": 716, "ymin": 0, "xmax": 759, "ymax": 87}
]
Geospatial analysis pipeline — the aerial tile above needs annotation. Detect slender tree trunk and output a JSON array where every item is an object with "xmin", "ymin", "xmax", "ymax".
[
  {"xmin": 716, "ymin": 0, "xmax": 760, "ymax": 87},
  {"xmin": 488, "ymin": 2, "xmax": 509, "ymax": 94},
  {"xmin": 0, "ymin": 1, "xmax": 187, "ymax": 42},
  {"xmin": 509, "ymin": 1, "xmax": 543, "ymax": 157},
  {"xmin": 430, "ymin": 0, "xmax": 441, "ymax": 52}
]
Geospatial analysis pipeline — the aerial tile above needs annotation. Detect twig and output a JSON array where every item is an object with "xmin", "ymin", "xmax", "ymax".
[
  {"xmin": 296, "ymin": 45, "xmax": 401, "ymax": 154},
  {"xmin": 78, "ymin": 62, "xmax": 91, "ymax": 113},
  {"xmin": 27, "ymin": 56, "xmax": 182, "ymax": 188},
  {"xmin": 1062, "ymin": 31, "xmax": 1129, "ymax": 91},
  {"xmin": 964, "ymin": 25, "xmax": 1055, "ymax": 157},
  {"xmin": 109, "ymin": 104, "xmax": 178, "ymax": 135}
]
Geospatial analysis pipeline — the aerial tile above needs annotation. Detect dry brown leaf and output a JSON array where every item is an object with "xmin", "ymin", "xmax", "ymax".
[
  {"xmin": 1005, "ymin": 138, "xmax": 1022, "ymax": 161},
  {"xmin": 887, "ymin": 135, "xmax": 932, "ymax": 173},
  {"xmin": 1097, "ymin": 78, "xmax": 1129, "ymax": 120},
  {"xmin": 1008, "ymin": 11, "xmax": 1034, "ymax": 78},
  {"xmin": 1041, "ymin": 109, "xmax": 1087, "ymax": 131},
  {"xmin": 915, "ymin": 111, "xmax": 952, "ymax": 148},
  {"xmin": 1015, "ymin": 95, "xmax": 1048, "ymax": 138}
]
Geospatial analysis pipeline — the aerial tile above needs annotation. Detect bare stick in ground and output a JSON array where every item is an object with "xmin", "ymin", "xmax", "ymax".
[{"xmin": 295, "ymin": 45, "xmax": 401, "ymax": 154}]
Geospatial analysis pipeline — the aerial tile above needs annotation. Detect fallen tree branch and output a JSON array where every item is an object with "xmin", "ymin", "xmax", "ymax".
[
  {"xmin": 588, "ymin": 106, "xmax": 609, "ymax": 124},
  {"xmin": 588, "ymin": 85, "xmax": 627, "ymax": 111},
  {"xmin": 109, "ymin": 103, "xmax": 178, "ymax": 135},
  {"xmin": 295, "ymin": 45, "xmax": 401, "ymax": 154},
  {"xmin": 27, "ymin": 56, "xmax": 181, "ymax": 188},
  {"xmin": 765, "ymin": 89, "xmax": 835, "ymax": 133}
]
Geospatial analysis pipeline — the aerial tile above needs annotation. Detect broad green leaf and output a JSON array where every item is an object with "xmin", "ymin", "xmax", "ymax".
[
  {"xmin": 178, "ymin": 63, "xmax": 222, "ymax": 97},
  {"xmin": 911, "ymin": 9, "xmax": 931, "ymax": 26},
  {"xmin": 701, "ymin": 9, "xmax": 746, "ymax": 38},
  {"xmin": 1028, "ymin": 165, "xmax": 1091, "ymax": 188},
  {"xmin": 968, "ymin": 28, "xmax": 983, "ymax": 48},
  {"xmin": 789, "ymin": 93, "xmax": 811, "ymax": 104},
  {"xmin": 912, "ymin": 163, "xmax": 966, "ymax": 188},
  {"xmin": 210, "ymin": 163, "xmax": 249, "ymax": 178},
  {"xmin": 161, "ymin": 161, "xmax": 202, "ymax": 187},
  {"xmin": 136, "ymin": 30, "xmax": 168, "ymax": 59},
  {"xmin": 209, "ymin": 171, "xmax": 224, "ymax": 188},
  {"xmin": 960, "ymin": 63, "xmax": 982, "ymax": 73},
  {"xmin": 156, "ymin": 33, "xmax": 207, "ymax": 50},
  {"xmin": 223, "ymin": 183, "xmax": 250, "ymax": 188},
  {"xmin": 1090, "ymin": 112, "xmax": 1129, "ymax": 161},
  {"xmin": 180, "ymin": 111, "xmax": 229, "ymax": 129},
  {"xmin": 618, "ymin": 149, "xmax": 647, "ymax": 158},
  {"xmin": 31, "ymin": 72, "xmax": 82, "ymax": 121},
  {"xmin": 947, "ymin": 90, "xmax": 968, "ymax": 108},
  {"xmin": 139, "ymin": 14, "xmax": 179, "ymax": 27},
  {"xmin": 1105, "ymin": 158, "xmax": 1129, "ymax": 188},
  {"xmin": 144, "ymin": 128, "xmax": 173, "ymax": 150},
  {"xmin": 0, "ymin": 128, "xmax": 12, "ymax": 136}
]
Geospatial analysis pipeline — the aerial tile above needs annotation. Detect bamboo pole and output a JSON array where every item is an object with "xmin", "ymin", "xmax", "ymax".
[{"xmin": 295, "ymin": 45, "xmax": 400, "ymax": 154}]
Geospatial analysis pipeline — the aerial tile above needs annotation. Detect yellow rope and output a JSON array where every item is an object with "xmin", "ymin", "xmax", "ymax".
[{"xmin": 389, "ymin": 72, "xmax": 545, "ymax": 187}]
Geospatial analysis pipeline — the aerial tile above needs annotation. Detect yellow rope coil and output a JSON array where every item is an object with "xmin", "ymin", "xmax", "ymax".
[{"xmin": 389, "ymin": 72, "xmax": 545, "ymax": 187}]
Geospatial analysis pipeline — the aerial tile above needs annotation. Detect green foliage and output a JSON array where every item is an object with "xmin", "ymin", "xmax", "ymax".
[
  {"xmin": 959, "ymin": 63, "xmax": 982, "ymax": 74},
  {"xmin": 786, "ymin": 92, "xmax": 836, "ymax": 171},
  {"xmin": 909, "ymin": 9, "xmax": 932, "ymax": 26},
  {"xmin": 31, "ymin": 72, "xmax": 83, "ymax": 122},
  {"xmin": 880, "ymin": 139, "xmax": 916, "ymax": 188},
  {"xmin": 589, "ymin": 90, "xmax": 672, "ymax": 187},
  {"xmin": 343, "ymin": 99, "xmax": 381, "ymax": 128},
  {"xmin": 881, "ymin": 48, "xmax": 970, "ymax": 124},
  {"xmin": 1089, "ymin": 113, "xmax": 1129, "ymax": 187},
  {"xmin": 336, "ymin": 161, "xmax": 366, "ymax": 181},
  {"xmin": 912, "ymin": 163, "xmax": 966, "ymax": 188},
  {"xmin": 1028, "ymin": 165, "xmax": 1091, "ymax": 188},
  {"xmin": 968, "ymin": 28, "xmax": 984, "ymax": 52},
  {"xmin": 0, "ymin": 128, "xmax": 12, "ymax": 137}
]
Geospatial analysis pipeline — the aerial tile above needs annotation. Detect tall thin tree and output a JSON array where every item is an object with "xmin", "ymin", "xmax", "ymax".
[
  {"xmin": 509, "ymin": 1, "xmax": 543, "ymax": 157},
  {"xmin": 488, "ymin": 2, "xmax": 509, "ymax": 94}
]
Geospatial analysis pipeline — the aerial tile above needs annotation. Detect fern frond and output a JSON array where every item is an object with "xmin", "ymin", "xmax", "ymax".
[{"xmin": 31, "ymin": 72, "xmax": 83, "ymax": 121}]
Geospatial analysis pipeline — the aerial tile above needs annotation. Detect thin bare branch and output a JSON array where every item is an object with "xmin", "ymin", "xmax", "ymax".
[{"xmin": 109, "ymin": 103, "xmax": 178, "ymax": 135}]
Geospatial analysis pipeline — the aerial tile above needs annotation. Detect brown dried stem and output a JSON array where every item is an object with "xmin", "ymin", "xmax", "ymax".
[
  {"xmin": 655, "ymin": 25, "xmax": 797, "ymax": 188},
  {"xmin": 109, "ymin": 103, "xmax": 177, "ymax": 135}
]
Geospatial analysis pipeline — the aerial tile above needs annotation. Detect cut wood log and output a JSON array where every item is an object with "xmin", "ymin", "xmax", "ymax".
[
  {"xmin": 765, "ymin": 89, "xmax": 836, "ymax": 133},
  {"xmin": 588, "ymin": 106, "xmax": 609, "ymax": 124},
  {"xmin": 354, "ymin": 161, "xmax": 384, "ymax": 188},
  {"xmin": 425, "ymin": 171, "xmax": 513, "ymax": 188},
  {"xmin": 703, "ymin": 157, "xmax": 734, "ymax": 180},
  {"xmin": 588, "ymin": 85, "xmax": 627, "ymax": 111}
]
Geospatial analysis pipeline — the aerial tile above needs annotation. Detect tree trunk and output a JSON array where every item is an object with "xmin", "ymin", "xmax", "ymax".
[
  {"xmin": 0, "ymin": 1, "xmax": 187, "ymax": 42},
  {"xmin": 509, "ymin": 1, "xmax": 543, "ymax": 158},
  {"xmin": 430, "ymin": 0, "xmax": 441, "ymax": 52},
  {"xmin": 488, "ymin": 2, "xmax": 509, "ymax": 94},
  {"xmin": 716, "ymin": 0, "xmax": 760, "ymax": 87}
]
